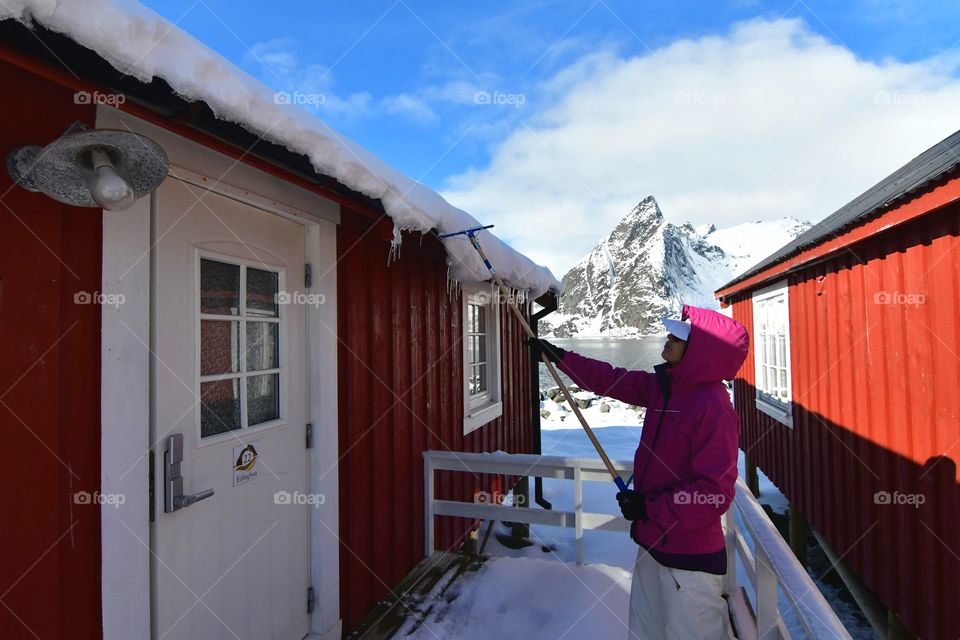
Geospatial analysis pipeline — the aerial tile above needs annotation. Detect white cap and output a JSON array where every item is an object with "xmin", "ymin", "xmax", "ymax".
[{"xmin": 663, "ymin": 317, "xmax": 691, "ymax": 341}]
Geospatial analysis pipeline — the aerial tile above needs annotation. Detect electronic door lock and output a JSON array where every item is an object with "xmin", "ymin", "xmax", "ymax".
[{"xmin": 164, "ymin": 433, "xmax": 215, "ymax": 513}]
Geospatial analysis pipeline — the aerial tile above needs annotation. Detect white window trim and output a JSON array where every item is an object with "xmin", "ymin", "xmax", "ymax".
[
  {"xmin": 752, "ymin": 280, "xmax": 793, "ymax": 428},
  {"xmin": 462, "ymin": 283, "xmax": 503, "ymax": 434}
]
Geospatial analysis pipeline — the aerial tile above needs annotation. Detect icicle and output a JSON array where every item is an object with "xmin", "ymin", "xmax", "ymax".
[
  {"xmin": 387, "ymin": 223, "xmax": 403, "ymax": 266},
  {"xmin": 445, "ymin": 265, "xmax": 463, "ymax": 300}
]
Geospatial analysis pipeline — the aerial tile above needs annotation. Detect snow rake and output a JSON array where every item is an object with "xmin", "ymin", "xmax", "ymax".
[{"xmin": 437, "ymin": 225, "xmax": 628, "ymax": 492}]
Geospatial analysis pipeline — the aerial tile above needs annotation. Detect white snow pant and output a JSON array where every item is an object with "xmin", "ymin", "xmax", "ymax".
[{"xmin": 627, "ymin": 547, "xmax": 734, "ymax": 640}]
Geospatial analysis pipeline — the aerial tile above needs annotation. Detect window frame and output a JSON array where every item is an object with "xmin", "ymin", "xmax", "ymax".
[
  {"xmin": 462, "ymin": 284, "xmax": 503, "ymax": 434},
  {"xmin": 751, "ymin": 279, "xmax": 793, "ymax": 428},
  {"xmin": 195, "ymin": 250, "xmax": 288, "ymax": 446}
]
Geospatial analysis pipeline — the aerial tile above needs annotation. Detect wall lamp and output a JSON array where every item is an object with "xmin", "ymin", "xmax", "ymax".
[{"xmin": 6, "ymin": 123, "xmax": 168, "ymax": 211}]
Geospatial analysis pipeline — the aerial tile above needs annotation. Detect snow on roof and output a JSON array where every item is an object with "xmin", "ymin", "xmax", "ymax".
[{"xmin": 2, "ymin": 0, "xmax": 562, "ymax": 297}]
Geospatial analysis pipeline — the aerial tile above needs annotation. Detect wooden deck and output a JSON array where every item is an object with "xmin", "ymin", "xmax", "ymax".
[{"xmin": 345, "ymin": 551, "xmax": 485, "ymax": 639}]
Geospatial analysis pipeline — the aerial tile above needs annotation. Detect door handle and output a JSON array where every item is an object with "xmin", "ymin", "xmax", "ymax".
[
  {"xmin": 173, "ymin": 488, "xmax": 215, "ymax": 509},
  {"xmin": 164, "ymin": 433, "xmax": 215, "ymax": 513}
]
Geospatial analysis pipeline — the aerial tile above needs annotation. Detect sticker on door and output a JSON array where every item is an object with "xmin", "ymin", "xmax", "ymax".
[{"xmin": 233, "ymin": 443, "xmax": 260, "ymax": 486}]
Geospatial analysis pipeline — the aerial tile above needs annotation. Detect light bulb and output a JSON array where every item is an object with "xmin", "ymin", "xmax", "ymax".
[{"xmin": 84, "ymin": 147, "xmax": 135, "ymax": 210}]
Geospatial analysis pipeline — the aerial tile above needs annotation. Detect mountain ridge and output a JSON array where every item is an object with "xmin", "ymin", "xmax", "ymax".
[{"xmin": 542, "ymin": 196, "xmax": 811, "ymax": 337}]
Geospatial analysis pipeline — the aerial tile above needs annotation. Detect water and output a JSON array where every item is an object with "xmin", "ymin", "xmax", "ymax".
[{"xmin": 538, "ymin": 337, "xmax": 667, "ymax": 390}]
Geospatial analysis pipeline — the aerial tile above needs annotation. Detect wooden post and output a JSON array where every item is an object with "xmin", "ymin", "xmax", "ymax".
[
  {"xmin": 424, "ymin": 452, "xmax": 434, "ymax": 557},
  {"xmin": 745, "ymin": 454, "xmax": 760, "ymax": 498},
  {"xmin": 755, "ymin": 543, "xmax": 781, "ymax": 639},
  {"xmin": 788, "ymin": 504, "xmax": 807, "ymax": 565},
  {"xmin": 511, "ymin": 476, "xmax": 530, "ymax": 539},
  {"xmin": 888, "ymin": 611, "xmax": 914, "ymax": 640},
  {"xmin": 574, "ymin": 465, "xmax": 584, "ymax": 565}
]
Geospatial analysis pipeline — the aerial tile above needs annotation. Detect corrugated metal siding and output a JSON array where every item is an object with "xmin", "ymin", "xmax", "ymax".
[
  {"xmin": 336, "ymin": 212, "xmax": 533, "ymax": 633},
  {"xmin": 730, "ymin": 199, "xmax": 960, "ymax": 639}
]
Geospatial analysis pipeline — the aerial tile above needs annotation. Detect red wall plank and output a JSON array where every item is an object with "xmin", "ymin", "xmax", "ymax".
[
  {"xmin": 729, "ymin": 198, "xmax": 960, "ymax": 639},
  {"xmin": 0, "ymin": 60, "xmax": 101, "ymax": 640}
]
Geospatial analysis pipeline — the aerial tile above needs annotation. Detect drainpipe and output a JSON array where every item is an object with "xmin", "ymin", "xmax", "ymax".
[{"xmin": 530, "ymin": 291, "xmax": 559, "ymax": 511}]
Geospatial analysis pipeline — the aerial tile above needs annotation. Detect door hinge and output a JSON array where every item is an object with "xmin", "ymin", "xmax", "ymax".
[
  {"xmin": 306, "ymin": 422, "xmax": 313, "ymax": 449},
  {"xmin": 304, "ymin": 263, "xmax": 312, "ymax": 289},
  {"xmin": 307, "ymin": 586, "xmax": 315, "ymax": 614},
  {"xmin": 148, "ymin": 450, "xmax": 155, "ymax": 523}
]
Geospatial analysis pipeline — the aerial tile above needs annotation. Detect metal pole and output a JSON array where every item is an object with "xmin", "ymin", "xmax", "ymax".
[{"xmin": 462, "ymin": 231, "xmax": 627, "ymax": 491}]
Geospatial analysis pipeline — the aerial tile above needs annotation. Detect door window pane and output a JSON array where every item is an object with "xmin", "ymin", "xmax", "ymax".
[
  {"xmin": 246, "ymin": 322, "xmax": 279, "ymax": 371},
  {"xmin": 247, "ymin": 373, "xmax": 280, "ymax": 425},
  {"xmin": 200, "ymin": 320, "xmax": 239, "ymax": 375},
  {"xmin": 199, "ymin": 258, "xmax": 285, "ymax": 438},
  {"xmin": 247, "ymin": 268, "xmax": 279, "ymax": 318},
  {"xmin": 200, "ymin": 259, "xmax": 240, "ymax": 315},
  {"xmin": 200, "ymin": 379, "xmax": 241, "ymax": 437}
]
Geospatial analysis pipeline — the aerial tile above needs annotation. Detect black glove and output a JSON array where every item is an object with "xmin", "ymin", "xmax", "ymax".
[
  {"xmin": 525, "ymin": 338, "xmax": 566, "ymax": 363},
  {"xmin": 616, "ymin": 490, "xmax": 648, "ymax": 522}
]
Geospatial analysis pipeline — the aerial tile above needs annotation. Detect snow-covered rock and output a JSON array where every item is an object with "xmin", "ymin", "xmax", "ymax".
[{"xmin": 542, "ymin": 196, "xmax": 811, "ymax": 336}]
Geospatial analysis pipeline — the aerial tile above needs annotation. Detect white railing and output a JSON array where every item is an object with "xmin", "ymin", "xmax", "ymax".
[{"xmin": 423, "ymin": 450, "xmax": 851, "ymax": 640}]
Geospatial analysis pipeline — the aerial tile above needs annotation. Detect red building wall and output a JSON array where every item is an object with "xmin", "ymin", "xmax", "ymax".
[
  {"xmin": 0, "ymin": 60, "xmax": 102, "ymax": 639},
  {"xmin": 726, "ymin": 197, "xmax": 960, "ymax": 638},
  {"xmin": 336, "ymin": 212, "xmax": 534, "ymax": 632}
]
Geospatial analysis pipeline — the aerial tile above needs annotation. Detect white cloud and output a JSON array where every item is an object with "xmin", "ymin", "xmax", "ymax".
[
  {"xmin": 247, "ymin": 38, "xmax": 299, "ymax": 75},
  {"xmin": 379, "ymin": 80, "xmax": 486, "ymax": 124},
  {"xmin": 441, "ymin": 17, "xmax": 960, "ymax": 277},
  {"xmin": 243, "ymin": 39, "xmax": 373, "ymax": 120},
  {"xmin": 381, "ymin": 93, "xmax": 437, "ymax": 123}
]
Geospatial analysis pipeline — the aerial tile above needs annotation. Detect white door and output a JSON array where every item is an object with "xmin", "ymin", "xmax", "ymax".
[{"xmin": 152, "ymin": 177, "xmax": 311, "ymax": 640}]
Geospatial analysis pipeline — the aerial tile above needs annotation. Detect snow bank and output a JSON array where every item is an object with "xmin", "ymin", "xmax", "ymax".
[
  {"xmin": 1, "ymin": 0, "xmax": 562, "ymax": 296},
  {"xmin": 540, "ymin": 393, "xmax": 644, "ymax": 432}
]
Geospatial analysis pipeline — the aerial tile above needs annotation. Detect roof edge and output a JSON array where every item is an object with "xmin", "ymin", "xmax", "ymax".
[{"xmin": 715, "ymin": 167, "xmax": 960, "ymax": 299}]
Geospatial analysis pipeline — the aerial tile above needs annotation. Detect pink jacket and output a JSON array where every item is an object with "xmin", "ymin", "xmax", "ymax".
[{"xmin": 557, "ymin": 305, "xmax": 749, "ymax": 558}]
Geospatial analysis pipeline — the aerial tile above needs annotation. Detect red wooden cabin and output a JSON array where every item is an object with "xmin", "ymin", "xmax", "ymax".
[
  {"xmin": 0, "ymin": 11, "xmax": 556, "ymax": 640},
  {"xmin": 716, "ymin": 131, "xmax": 960, "ymax": 639}
]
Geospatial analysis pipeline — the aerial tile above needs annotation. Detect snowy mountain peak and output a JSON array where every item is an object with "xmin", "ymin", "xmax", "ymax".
[
  {"xmin": 622, "ymin": 196, "xmax": 663, "ymax": 226},
  {"xmin": 543, "ymin": 200, "xmax": 812, "ymax": 337}
]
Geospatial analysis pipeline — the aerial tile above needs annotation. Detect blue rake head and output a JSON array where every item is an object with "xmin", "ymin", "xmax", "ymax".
[
  {"xmin": 435, "ymin": 224, "xmax": 495, "ymax": 239},
  {"xmin": 435, "ymin": 224, "xmax": 498, "ymax": 274}
]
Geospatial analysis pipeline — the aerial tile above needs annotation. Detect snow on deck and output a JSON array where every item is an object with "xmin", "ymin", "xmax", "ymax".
[
  {"xmin": 401, "ymin": 555, "xmax": 633, "ymax": 639},
  {"xmin": 1, "ymin": 0, "xmax": 562, "ymax": 297}
]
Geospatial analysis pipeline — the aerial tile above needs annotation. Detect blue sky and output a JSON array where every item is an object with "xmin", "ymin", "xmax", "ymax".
[{"xmin": 140, "ymin": 0, "xmax": 960, "ymax": 274}]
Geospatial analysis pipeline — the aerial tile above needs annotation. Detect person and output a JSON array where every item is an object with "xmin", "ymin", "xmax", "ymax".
[{"xmin": 528, "ymin": 304, "xmax": 749, "ymax": 640}]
